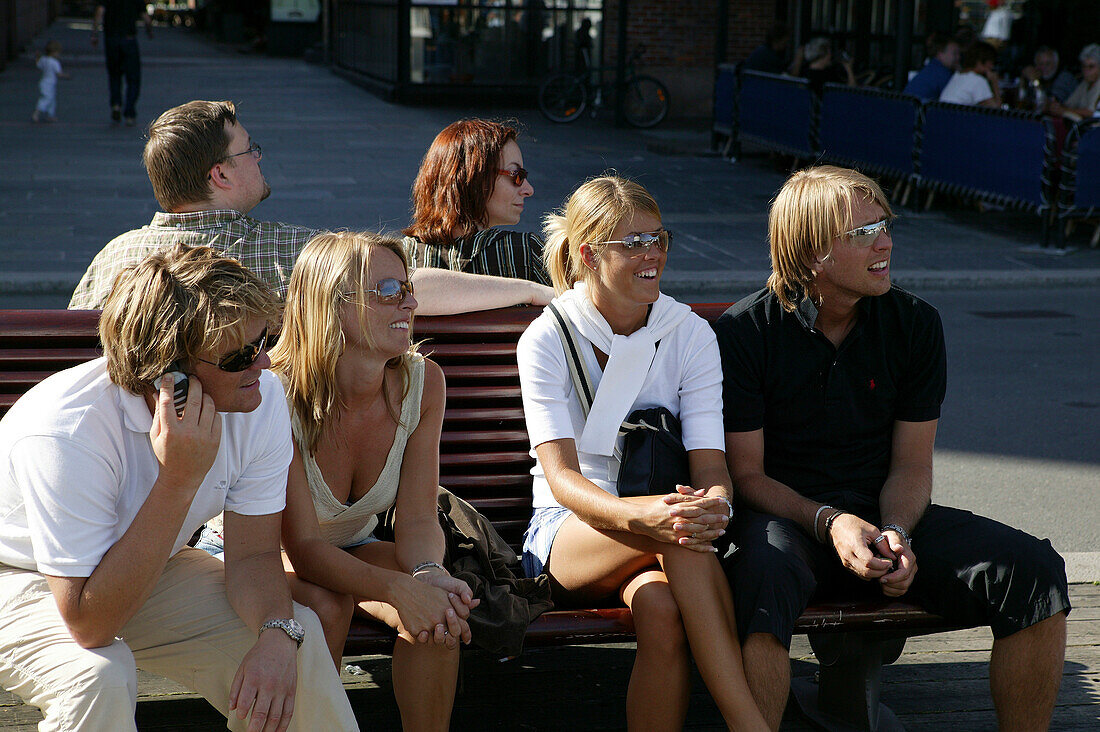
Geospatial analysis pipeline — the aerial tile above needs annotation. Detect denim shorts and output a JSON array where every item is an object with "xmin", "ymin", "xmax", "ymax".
[{"xmin": 521, "ymin": 506, "xmax": 573, "ymax": 578}]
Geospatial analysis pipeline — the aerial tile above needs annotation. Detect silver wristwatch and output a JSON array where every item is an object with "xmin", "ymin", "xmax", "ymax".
[{"xmin": 260, "ymin": 618, "xmax": 305, "ymax": 648}]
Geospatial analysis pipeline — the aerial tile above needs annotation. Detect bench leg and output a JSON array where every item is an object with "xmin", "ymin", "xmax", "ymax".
[{"xmin": 790, "ymin": 632, "xmax": 907, "ymax": 731}]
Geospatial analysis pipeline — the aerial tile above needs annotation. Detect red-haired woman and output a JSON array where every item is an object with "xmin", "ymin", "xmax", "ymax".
[{"xmin": 403, "ymin": 119, "xmax": 550, "ymax": 286}]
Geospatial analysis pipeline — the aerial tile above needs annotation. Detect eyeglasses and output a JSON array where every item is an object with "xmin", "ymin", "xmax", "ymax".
[
  {"xmin": 842, "ymin": 218, "xmax": 892, "ymax": 247},
  {"xmin": 497, "ymin": 167, "xmax": 529, "ymax": 186},
  {"xmin": 195, "ymin": 327, "xmax": 268, "ymax": 372},
  {"xmin": 225, "ymin": 141, "xmax": 262, "ymax": 162},
  {"xmin": 591, "ymin": 230, "xmax": 672, "ymax": 254},
  {"xmin": 342, "ymin": 278, "xmax": 415, "ymax": 305}
]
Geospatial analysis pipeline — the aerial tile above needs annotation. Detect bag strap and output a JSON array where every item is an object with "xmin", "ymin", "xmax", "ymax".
[{"xmin": 546, "ymin": 302, "xmax": 595, "ymax": 418}]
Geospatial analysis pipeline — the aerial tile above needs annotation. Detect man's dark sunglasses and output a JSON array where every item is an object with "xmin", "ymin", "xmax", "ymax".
[
  {"xmin": 497, "ymin": 167, "xmax": 529, "ymax": 186},
  {"xmin": 196, "ymin": 328, "xmax": 268, "ymax": 372}
]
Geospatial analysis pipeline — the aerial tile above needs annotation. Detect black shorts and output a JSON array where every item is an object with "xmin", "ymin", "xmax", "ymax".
[{"xmin": 719, "ymin": 493, "xmax": 1071, "ymax": 648}]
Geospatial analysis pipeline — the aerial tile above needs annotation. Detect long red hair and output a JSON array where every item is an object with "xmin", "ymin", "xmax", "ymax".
[{"xmin": 403, "ymin": 119, "xmax": 518, "ymax": 247}]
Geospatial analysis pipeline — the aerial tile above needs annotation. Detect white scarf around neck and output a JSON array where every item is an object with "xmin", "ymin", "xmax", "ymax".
[{"xmin": 553, "ymin": 282, "xmax": 691, "ymax": 456}]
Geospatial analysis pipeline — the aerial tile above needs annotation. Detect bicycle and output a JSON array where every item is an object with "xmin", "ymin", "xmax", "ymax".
[{"xmin": 538, "ymin": 46, "xmax": 670, "ymax": 128}]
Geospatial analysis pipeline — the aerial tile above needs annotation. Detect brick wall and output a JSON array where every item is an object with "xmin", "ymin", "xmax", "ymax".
[
  {"xmin": 602, "ymin": 0, "xmax": 776, "ymax": 70},
  {"xmin": 601, "ymin": 0, "xmax": 777, "ymax": 120}
]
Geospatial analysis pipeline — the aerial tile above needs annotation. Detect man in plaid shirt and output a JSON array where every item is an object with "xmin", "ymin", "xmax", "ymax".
[{"xmin": 69, "ymin": 100, "xmax": 553, "ymax": 313}]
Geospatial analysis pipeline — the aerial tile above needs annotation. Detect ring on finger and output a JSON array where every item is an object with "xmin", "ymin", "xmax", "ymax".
[{"xmin": 873, "ymin": 534, "xmax": 887, "ymax": 544}]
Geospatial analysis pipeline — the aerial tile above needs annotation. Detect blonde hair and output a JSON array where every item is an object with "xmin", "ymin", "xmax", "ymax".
[
  {"xmin": 542, "ymin": 175, "xmax": 662, "ymax": 294},
  {"xmin": 99, "ymin": 243, "xmax": 280, "ymax": 394},
  {"xmin": 269, "ymin": 231, "xmax": 419, "ymax": 453},
  {"xmin": 767, "ymin": 166, "xmax": 892, "ymax": 311}
]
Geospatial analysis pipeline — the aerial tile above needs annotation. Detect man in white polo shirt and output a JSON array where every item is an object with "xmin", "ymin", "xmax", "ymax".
[{"xmin": 0, "ymin": 244, "xmax": 357, "ymax": 731}]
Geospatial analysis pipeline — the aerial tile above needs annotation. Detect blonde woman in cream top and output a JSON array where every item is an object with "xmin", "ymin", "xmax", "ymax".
[{"xmin": 270, "ymin": 231, "xmax": 477, "ymax": 732}]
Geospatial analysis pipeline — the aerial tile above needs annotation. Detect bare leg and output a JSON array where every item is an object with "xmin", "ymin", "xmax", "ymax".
[
  {"xmin": 282, "ymin": 553, "xmax": 354, "ymax": 669},
  {"xmin": 352, "ymin": 542, "xmax": 460, "ymax": 731},
  {"xmin": 658, "ymin": 546, "xmax": 768, "ymax": 730},
  {"xmin": 990, "ymin": 612, "xmax": 1067, "ymax": 732},
  {"xmin": 549, "ymin": 516, "xmax": 768, "ymax": 731},
  {"xmin": 741, "ymin": 633, "xmax": 789, "ymax": 730},
  {"xmin": 620, "ymin": 570, "xmax": 690, "ymax": 732}
]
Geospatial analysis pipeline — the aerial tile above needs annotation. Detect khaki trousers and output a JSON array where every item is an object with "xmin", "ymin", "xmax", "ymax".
[{"xmin": 0, "ymin": 548, "xmax": 358, "ymax": 731}]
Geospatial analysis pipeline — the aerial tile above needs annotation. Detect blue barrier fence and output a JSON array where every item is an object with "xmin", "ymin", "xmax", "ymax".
[
  {"xmin": 818, "ymin": 85, "xmax": 921, "ymax": 179},
  {"xmin": 919, "ymin": 103, "xmax": 1051, "ymax": 208},
  {"xmin": 712, "ymin": 70, "xmax": 1075, "ymax": 244},
  {"xmin": 738, "ymin": 71, "xmax": 816, "ymax": 158}
]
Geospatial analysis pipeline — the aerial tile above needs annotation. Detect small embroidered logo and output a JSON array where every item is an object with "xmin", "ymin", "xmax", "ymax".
[{"xmin": 868, "ymin": 378, "xmax": 876, "ymax": 390}]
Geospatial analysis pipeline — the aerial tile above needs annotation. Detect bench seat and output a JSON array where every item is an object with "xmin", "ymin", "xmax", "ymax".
[{"xmin": 1, "ymin": 307, "xmax": 969, "ymax": 731}]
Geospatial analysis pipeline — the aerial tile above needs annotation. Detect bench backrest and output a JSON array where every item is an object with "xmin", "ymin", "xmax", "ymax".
[{"xmin": 0, "ymin": 305, "xmax": 732, "ymax": 551}]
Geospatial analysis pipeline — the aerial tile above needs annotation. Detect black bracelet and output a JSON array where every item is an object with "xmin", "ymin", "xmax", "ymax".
[
  {"xmin": 823, "ymin": 509, "xmax": 847, "ymax": 542},
  {"xmin": 882, "ymin": 523, "xmax": 912, "ymax": 545}
]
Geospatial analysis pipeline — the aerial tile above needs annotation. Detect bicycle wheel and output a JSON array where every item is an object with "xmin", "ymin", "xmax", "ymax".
[
  {"xmin": 538, "ymin": 74, "xmax": 587, "ymax": 123},
  {"xmin": 623, "ymin": 75, "xmax": 670, "ymax": 128}
]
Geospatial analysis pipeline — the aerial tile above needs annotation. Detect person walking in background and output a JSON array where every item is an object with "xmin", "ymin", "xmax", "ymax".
[
  {"xmin": 403, "ymin": 119, "xmax": 551, "ymax": 286},
  {"xmin": 91, "ymin": 0, "xmax": 152, "ymax": 126},
  {"xmin": 31, "ymin": 40, "xmax": 69, "ymax": 123}
]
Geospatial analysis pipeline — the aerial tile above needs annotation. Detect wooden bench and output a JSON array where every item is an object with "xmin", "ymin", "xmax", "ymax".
[{"xmin": 1, "ymin": 307, "xmax": 971, "ymax": 731}]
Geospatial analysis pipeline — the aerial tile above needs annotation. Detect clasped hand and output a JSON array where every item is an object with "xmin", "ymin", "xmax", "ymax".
[
  {"xmin": 635, "ymin": 484, "xmax": 729, "ymax": 552},
  {"xmin": 393, "ymin": 570, "xmax": 479, "ymax": 649},
  {"xmin": 828, "ymin": 514, "xmax": 917, "ymax": 596}
]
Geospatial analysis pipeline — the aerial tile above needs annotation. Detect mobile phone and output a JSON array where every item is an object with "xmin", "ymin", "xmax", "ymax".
[{"xmin": 153, "ymin": 363, "xmax": 189, "ymax": 417}]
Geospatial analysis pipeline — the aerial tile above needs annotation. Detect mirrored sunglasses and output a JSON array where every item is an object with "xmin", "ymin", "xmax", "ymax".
[
  {"xmin": 343, "ymin": 278, "xmax": 415, "ymax": 305},
  {"xmin": 497, "ymin": 167, "xmax": 529, "ymax": 186},
  {"xmin": 196, "ymin": 327, "xmax": 268, "ymax": 372},
  {"xmin": 843, "ymin": 218, "xmax": 892, "ymax": 247},
  {"xmin": 593, "ymin": 230, "xmax": 672, "ymax": 253}
]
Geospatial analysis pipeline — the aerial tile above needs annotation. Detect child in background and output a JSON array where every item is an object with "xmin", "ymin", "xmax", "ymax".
[{"xmin": 32, "ymin": 41, "xmax": 69, "ymax": 123}]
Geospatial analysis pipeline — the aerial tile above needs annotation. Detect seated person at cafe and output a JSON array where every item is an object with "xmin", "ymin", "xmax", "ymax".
[
  {"xmin": 1021, "ymin": 46, "xmax": 1077, "ymax": 104},
  {"xmin": 790, "ymin": 37, "xmax": 856, "ymax": 93},
  {"xmin": 904, "ymin": 32, "xmax": 960, "ymax": 101},
  {"xmin": 939, "ymin": 40, "xmax": 1002, "ymax": 107},
  {"xmin": 743, "ymin": 23, "xmax": 790, "ymax": 74},
  {"xmin": 1050, "ymin": 44, "xmax": 1100, "ymax": 120},
  {"xmin": 713, "ymin": 165, "xmax": 1071, "ymax": 730}
]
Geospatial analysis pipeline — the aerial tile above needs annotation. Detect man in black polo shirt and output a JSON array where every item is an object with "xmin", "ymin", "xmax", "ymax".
[{"xmin": 713, "ymin": 166, "xmax": 1070, "ymax": 730}]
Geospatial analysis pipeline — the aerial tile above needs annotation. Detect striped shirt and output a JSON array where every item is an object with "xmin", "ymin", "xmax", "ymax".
[
  {"xmin": 402, "ymin": 229, "xmax": 550, "ymax": 286},
  {"xmin": 68, "ymin": 210, "xmax": 325, "ymax": 309}
]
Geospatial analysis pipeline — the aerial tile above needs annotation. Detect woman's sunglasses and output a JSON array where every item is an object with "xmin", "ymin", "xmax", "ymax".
[
  {"xmin": 591, "ymin": 230, "xmax": 672, "ymax": 254},
  {"xmin": 342, "ymin": 278, "xmax": 415, "ymax": 305},
  {"xmin": 497, "ymin": 167, "xmax": 529, "ymax": 186},
  {"xmin": 195, "ymin": 328, "xmax": 268, "ymax": 372}
]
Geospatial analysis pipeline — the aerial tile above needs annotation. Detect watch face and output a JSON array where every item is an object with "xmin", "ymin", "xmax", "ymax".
[{"xmin": 286, "ymin": 619, "xmax": 305, "ymax": 640}]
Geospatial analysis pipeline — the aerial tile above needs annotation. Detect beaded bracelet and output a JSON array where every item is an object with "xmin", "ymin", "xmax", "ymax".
[
  {"xmin": 813, "ymin": 504, "xmax": 835, "ymax": 543},
  {"xmin": 411, "ymin": 561, "xmax": 446, "ymax": 576}
]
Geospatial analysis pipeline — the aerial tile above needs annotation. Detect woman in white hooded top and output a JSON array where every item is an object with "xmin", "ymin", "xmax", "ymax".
[{"xmin": 516, "ymin": 176, "xmax": 767, "ymax": 731}]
